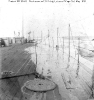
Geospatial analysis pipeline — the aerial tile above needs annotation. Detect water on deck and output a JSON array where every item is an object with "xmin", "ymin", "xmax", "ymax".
[{"xmin": 0, "ymin": 42, "xmax": 94, "ymax": 100}]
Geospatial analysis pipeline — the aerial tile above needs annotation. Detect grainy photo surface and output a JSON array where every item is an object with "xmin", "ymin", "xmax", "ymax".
[{"xmin": 0, "ymin": 0, "xmax": 94, "ymax": 100}]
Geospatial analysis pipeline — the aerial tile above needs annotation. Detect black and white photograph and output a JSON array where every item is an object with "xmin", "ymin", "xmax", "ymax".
[{"xmin": 0, "ymin": 0, "xmax": 94, "ymax": 100}]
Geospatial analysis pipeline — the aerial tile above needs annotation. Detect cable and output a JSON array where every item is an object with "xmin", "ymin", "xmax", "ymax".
[{"xmin": 81, "ymin": 24, "xmax": 94, "ymax": 49}]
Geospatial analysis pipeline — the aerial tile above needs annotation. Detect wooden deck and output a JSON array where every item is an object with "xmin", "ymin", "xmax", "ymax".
[{"xmin": 0, "ymin": 43, "xmax": 62, "ymax": 100}]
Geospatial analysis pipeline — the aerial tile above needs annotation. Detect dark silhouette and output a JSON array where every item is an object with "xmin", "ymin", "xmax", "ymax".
[
  {"xmin": 90, "ymin": 65, "xmax": 94, "ymax": 98},
  {"xmin": 1, "ymin": 71, "xmax": 23, "ymax": 99},
  {"xmin": 0, "ymin": 38, "xmax": 6, "ymax": 47}
]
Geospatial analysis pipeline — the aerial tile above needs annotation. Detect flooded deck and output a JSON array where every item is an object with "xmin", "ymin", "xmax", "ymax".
[
  {"xmin": 0, "ymin": 43, "xmax": 63, "ymax": 100},
  {"xmin": 0, "ymin": 43, "xmax": 94, "ymax": 100}
]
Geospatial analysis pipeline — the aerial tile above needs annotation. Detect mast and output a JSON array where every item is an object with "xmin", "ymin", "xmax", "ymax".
[
  {"xmin": 91, "ymin": 65, "xmax": 94, "ymax": 98},
  {"xmin": 57, "ymin": 28, "xmax": 58, "ymax": 46},
  {"xmin": 76, "ymin": 37, "xmax": 80, "ymax": 77},
  {"xmin": 67, "ymin": 24, "xmax": 70, "ymax": 69},
  {"xmin": 35, "ymin": 44, "xmax": 37, "ymax": 68}
]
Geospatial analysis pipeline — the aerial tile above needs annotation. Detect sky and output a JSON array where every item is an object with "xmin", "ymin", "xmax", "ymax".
[{"xmin": 0, "ymin": 0, "xmax": 94, "ymax": 38}]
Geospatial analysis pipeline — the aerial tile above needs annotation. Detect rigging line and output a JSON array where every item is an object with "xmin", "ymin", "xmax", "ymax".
[
  {"xmin": 38, "ymin": 36, "xmax": 59, "ymax": 49},
  {"xmin": 38, "ymin": 36, "xmax": 87, "ymax": 53},
  {"xmin": 71, "ymin": 44, "xmax": 94, "ymax": 51},
  {"xmin": 40, "ymin": 41, "xmax": 75, "ymax": 71},
  {"xmin": 51, "ymin": 42, "xmax": 89, "ymax": 55},
  {"xmin": 81, "ymin": 24, "xmax": 94, "ymax": 49},
  {"xmin": 60, "ymin": 43, "xmax": 76, "ymax": 70},
  {"xmin": 38, "ymin": 38, "xmax": 92, "ymax": 76},
  {"xmin": 37, "ymin": 33, "xmax": 48, "ymax": 43},
  {"xmin": 37, "ymin": 36, "xmax": 47, "ymax": 44},
  {"xmin": 59, "ymin": 43, "xmax": 76, "ymax": 66},
  {"xmin": 37, "ymin": 34, "xmax": 50, "ymax": 46},
  {"xmin": 64, "ymin": 51, "xmax": 92, "ymax": 75}
]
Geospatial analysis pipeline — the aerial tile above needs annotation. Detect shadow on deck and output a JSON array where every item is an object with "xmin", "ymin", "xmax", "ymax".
[
  {"xmin": 0, "ymin": 71, "xmax": 63, "ymax": 100},
  {"xmin": 0, "ymin": 43, "xmax": 62, "ymax": 100}
]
